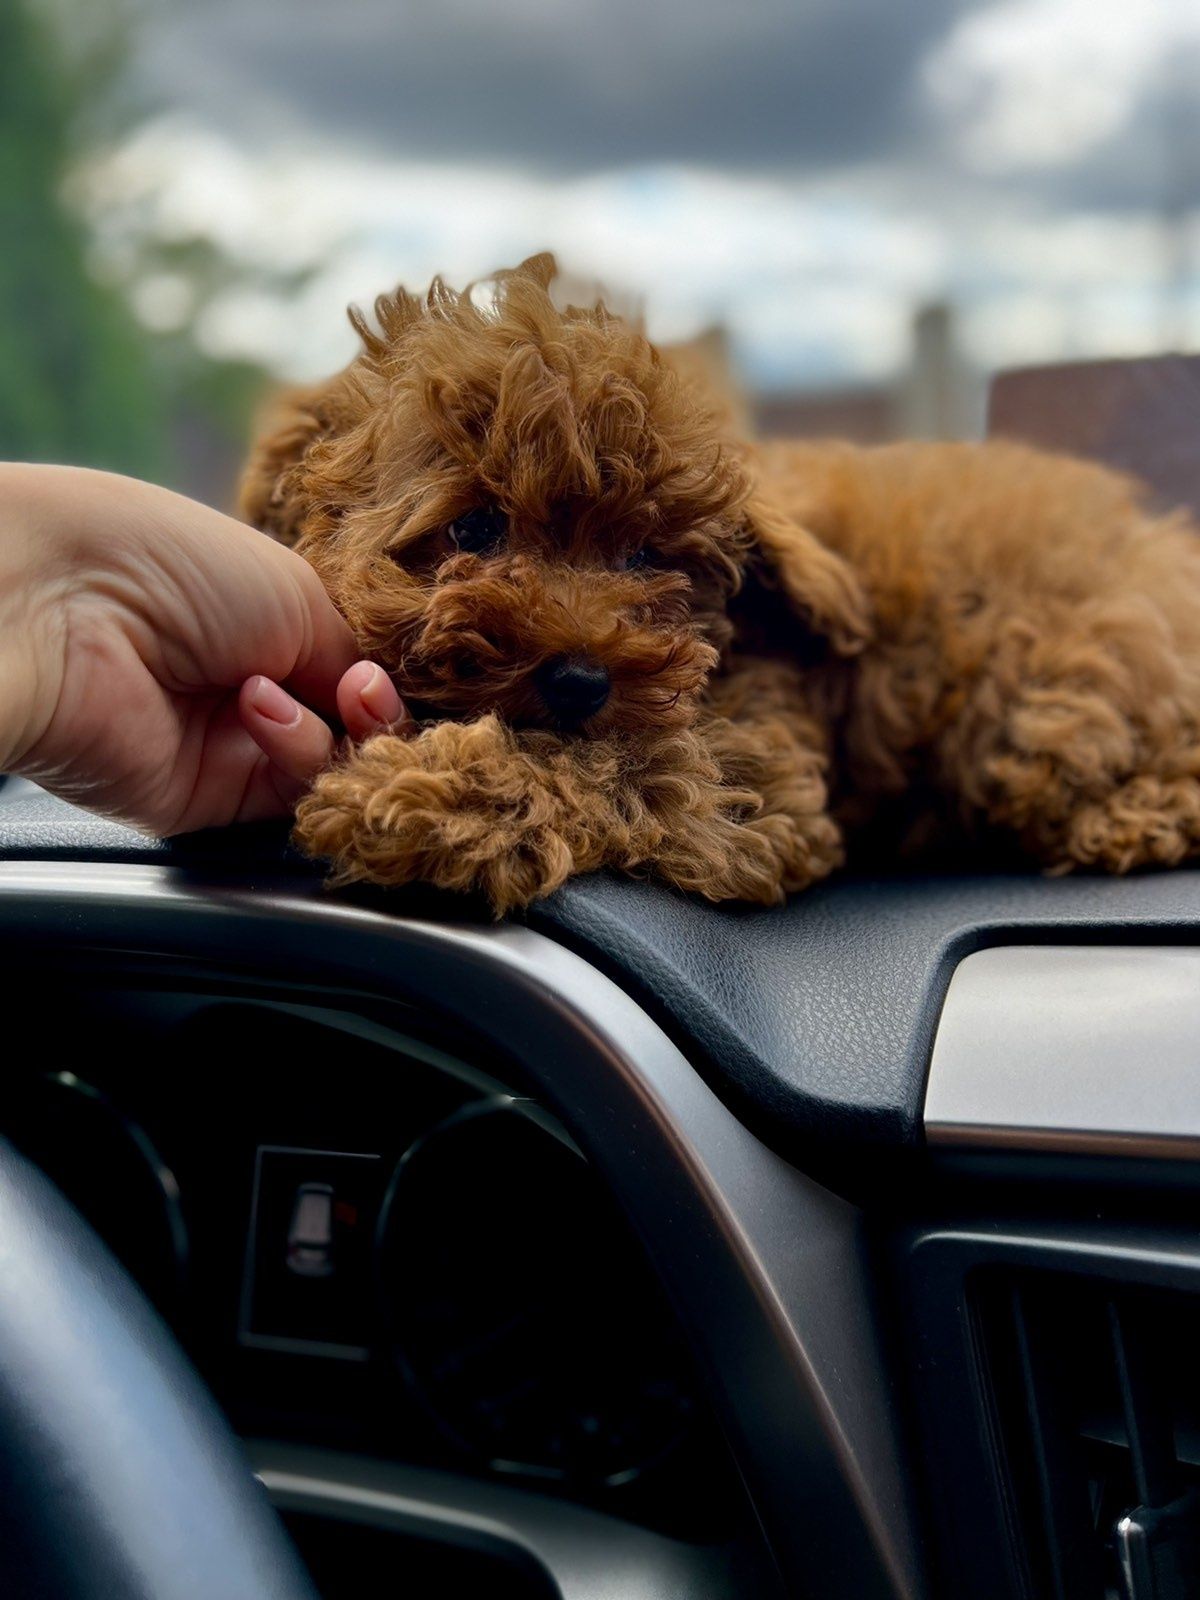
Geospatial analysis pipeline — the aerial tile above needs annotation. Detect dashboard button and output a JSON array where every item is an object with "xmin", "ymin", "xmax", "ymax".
[
  {"xmin": 241, "ymin": 1148, "xmax": 383, "ymax": 1358},
  {"xmin": 286, "ymin": 1183, "xmax": 335, "ymax": 1278}
]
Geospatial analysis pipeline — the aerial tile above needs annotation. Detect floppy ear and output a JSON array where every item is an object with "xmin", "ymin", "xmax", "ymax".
[
  {"xmin": 738, "ymin": 489, "xmax": 872, "ymax": 656},
  {"xmin": 238, "ymin": 382, "xmax": 337, "ymax": 547}
]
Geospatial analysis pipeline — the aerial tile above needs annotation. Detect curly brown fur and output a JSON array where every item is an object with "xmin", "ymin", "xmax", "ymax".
[
  {"xmin": 297, "ymin": 716, "xmax": 795, "ymax": 909},
  {"xmin": 242, "ymin": 254, "xmax": 1200, "ymax": 912}
]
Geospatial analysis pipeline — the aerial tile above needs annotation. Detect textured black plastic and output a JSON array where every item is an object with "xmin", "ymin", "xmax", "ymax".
[
  {"xmin": 527, "ymin": 866, "xmax": 1200, "ymax": 1170},
  {"xmin": 6, "ymin": 781, "xmax": 1200, "ymax": 1170},
  {"xmin": 0, "ymin": 779, "xmax": 301, "ymax": 872}
]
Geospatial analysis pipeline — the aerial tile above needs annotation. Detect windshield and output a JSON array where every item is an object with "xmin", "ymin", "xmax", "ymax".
[{"xmin": 5, "ymin": 0, "xmax": 1199, "ymax": 501}]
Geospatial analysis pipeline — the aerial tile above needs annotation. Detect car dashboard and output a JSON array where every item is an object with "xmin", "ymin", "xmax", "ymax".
[
  {"xmin": 2, "ymin": 954, "xmax": 746, "ymax": 1589},
  {"xmin": 4, "ymin": 772, "xmax": 1200, "ymax": 1600}
]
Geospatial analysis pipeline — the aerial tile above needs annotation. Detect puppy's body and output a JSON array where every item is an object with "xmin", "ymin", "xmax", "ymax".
[
  {"xmin": 755, "ymin": 438, "xmax": 1200, "ymax": 869},
  {"xmin": 242, "ymin": 257, "xmax": 1200, "ymax": 910}
]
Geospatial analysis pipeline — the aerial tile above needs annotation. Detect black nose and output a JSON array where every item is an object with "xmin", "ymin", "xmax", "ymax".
[{"xmin": 536, "ymin": 656, "xmax": 611, "ymax": 724}]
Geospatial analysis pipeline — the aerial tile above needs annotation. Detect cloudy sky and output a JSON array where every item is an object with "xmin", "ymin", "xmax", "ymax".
[{"xmin": 79, "ymin": 0, "xmax": 1200, "ymax": 391}]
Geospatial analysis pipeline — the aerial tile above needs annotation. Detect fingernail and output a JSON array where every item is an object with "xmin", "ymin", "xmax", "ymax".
[
  {"xmin": 248, "ymin": 676, "xmax": 302, "ymax": 727},
  {"xmin": 358, "ymin": 663, "xmax": 404, "ymax": 725}
]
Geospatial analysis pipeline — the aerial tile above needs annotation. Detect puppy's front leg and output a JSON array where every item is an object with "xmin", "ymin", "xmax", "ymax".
[
  {"xmin": 697, "ymin": 656, "xmax": 845, "ymax": 896},
  {"xmin": 294, "ymin": 711, "xmax": 820, "ymax": 913},
  {"xmin": 295, "ymin": 715, "xmax": 616, "ymax": 912}
]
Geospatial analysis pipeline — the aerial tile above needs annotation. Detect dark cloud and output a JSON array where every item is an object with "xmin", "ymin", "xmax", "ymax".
[
  {"xmin": 131, "ymin": 0, "xmax": 1200, "ymax": 234},
  {"xmin": 137, "ymin": 0, "xmax": 963, "ymax": 174}
]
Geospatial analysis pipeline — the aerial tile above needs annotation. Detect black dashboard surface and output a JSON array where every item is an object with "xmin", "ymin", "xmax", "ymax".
[{"xmin": 5, "ymin": 777, "xmax": 1200, "ymax": 1174}]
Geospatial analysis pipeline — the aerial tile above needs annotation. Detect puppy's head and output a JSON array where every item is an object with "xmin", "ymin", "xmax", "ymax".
[
  {"xmin": 242, "ymin": 254, "xmax": 750, "ymax": 735},
  {"xmin": 242, "ymin": 254, "xmax": 871, "ymax": 737}
]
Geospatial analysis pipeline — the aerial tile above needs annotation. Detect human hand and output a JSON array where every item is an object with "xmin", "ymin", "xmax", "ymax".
[
  {"xmin": 0, "ymin": 464, "xmax": 410, "ymax": 833},
  {"xmin": 237, "ymin": 658, "xmax": 414, "ymax": 812}
]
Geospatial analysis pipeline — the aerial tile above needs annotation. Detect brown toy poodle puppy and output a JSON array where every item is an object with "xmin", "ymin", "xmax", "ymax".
[{"xmin": 240, "ymin": 254, "xmax": 1200, "ymax": 913}]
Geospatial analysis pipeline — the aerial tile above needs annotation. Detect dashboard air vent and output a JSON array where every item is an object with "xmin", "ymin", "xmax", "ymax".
[{"xmin": 972, "ymin": 1274, "xmax": 1200, "ymax": 1600}]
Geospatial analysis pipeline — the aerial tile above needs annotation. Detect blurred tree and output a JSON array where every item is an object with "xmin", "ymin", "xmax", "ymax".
[{"xmin": 0, "ymin": 0, "xmax": 167, "ymax": 474}]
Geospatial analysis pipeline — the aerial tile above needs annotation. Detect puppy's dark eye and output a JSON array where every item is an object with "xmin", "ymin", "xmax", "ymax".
[
  {"xmin": 620, "ymin": 546, "xmax": 653, "ymax": 571},
  {"xmin": 447, "ymin": 506, "xmax": 505, "ymax": 554}
]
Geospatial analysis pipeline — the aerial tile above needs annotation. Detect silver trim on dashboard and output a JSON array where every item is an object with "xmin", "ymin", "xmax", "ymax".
[
  {"xmin": 925, "ymin": 945, "xmax": 1200, "ymax": 1157},
  {"xmin": 0, "ymin": 860, "xmax": 923, "ymax": 1600}
]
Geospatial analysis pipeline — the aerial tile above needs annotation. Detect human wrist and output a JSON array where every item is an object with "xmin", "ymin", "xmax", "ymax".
[{"xmin": 0, "ymin": 464, "xmax": 70, "ymax": 774}]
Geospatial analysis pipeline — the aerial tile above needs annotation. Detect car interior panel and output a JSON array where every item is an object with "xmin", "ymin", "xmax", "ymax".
[{"xmin": 4, "ymin": 360, "xmax": 1200, "ymax": 1599}]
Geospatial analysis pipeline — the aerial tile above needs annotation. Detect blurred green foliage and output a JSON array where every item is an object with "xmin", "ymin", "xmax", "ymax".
[
  {"xmin": 0, "ymin": 0, "xmax": 267, "ymax": 493},
  {"xmin": 0, "ymin": 0, "xmax": 169, "ymax": 474}
]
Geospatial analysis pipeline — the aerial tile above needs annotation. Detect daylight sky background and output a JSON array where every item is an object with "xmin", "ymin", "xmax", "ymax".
[{"xmin": 78, "ymin": 0, "xmax": 1200, "ymax": 393}]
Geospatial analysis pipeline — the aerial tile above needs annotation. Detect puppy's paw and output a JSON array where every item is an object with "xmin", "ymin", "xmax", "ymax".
[
  {"xmin": 294, "ymin": 717, "xmax": 578, "ymax": 913},
  {"xmin": 643, "ymin": 780, "xmax": 840, "ymax": 905},
  {"xmin": 655, "ymin": 816, "xmax": 787, "ymax": 904},
  {"xmin": 686, "ymin": 778, "xmax": 843, "ymax": 904},
  {"xmin": 742, "ymin": 805, "xmax": 844, "ymax": 896},
  {"xmin": 1051, "ymin": 774, "xmax": 1200, "ymax": 874}
]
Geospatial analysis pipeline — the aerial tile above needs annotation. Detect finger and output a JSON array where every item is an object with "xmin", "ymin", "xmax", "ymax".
[
  {"xmin": 238, "ymin": 674, "xmax": 335, "ymax": 803},
  {"xmin": 165, "ymin": 694, "xmax": 303, "ymax": 833},
  {"xmin": 336, "ymin": 661, "xmax": 415, "ymax": 742},
  {"xmin": 280, "ymin": 558, "xmax": 360, "ymax": 719},
  {"xmin": 190, "ymin": 711, "xmax": 292, "ymax": 828}
]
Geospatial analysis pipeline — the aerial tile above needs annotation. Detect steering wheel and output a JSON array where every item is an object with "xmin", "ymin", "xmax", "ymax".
[{"xmin": 0, "ymin": 1138, "xmax": 320, "ymax": 1600}]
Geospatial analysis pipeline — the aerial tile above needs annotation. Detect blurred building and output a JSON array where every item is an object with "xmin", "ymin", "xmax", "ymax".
[{"xmin": 751, "ymin": 302, "xmax": 985, "ymax": 444}]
